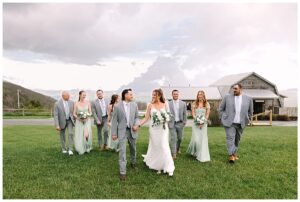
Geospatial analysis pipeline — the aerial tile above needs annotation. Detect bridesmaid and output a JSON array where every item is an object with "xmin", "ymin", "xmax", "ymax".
[
  {"xmin": 186, "ymin": 90, "xmax": 211, "ymax": 162},
  {"xmin": 73, "ymin": 90, "xmax": 93, "ymax": 155},
  {"xmin": 107, "ymin": 94, "xmax": 120, "ymax": 152}
]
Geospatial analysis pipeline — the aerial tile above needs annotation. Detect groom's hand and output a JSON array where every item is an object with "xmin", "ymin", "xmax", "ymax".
[
  {"xmin": 132, "ymin": 125, "xmax": 139, "ymax": 132},
  {"xmin": 112, "ymin": 135, "xmax": 117, "ymax": 141},
  {"xmin": 56, "ymin": 126, "xmax": 61, "ymax": 131},
  {"xmin": 97, "ymin": 120, "xmax": 101, "ymax": 125}
]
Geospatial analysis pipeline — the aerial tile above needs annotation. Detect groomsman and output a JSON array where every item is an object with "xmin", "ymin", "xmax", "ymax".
[
  {"xmin": 53, "ymin": 91, "xmax": 75, "ymax": 155},
  {"xmin": 92, "ymin": 89, "xmax": 109, "ymax": 151},
  {"xmin": 168, "ymin": 89, "xmax": 187, "ymax": 159},
  {"xmin": 219, "ymin": 84, "xmax": 253, "ymax": 163}
]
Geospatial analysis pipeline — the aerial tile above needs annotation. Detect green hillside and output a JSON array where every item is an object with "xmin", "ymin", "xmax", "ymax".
[{"xmin": 3, "ymin": 81, "xmax": 56, "ymax": 109}]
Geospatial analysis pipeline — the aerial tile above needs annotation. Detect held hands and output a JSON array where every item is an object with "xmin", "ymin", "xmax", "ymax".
[
  {"xmin": 56, "ymin": 126, "xmax": 61, "ymax": 131},
  {"xmin": 97, "ymin": 120, "xmax": 101, "ymax": 125},
  {"xmin": 132, "ymin": 125, "xmax": 140, "ymax": 132},
  {"xmin": 199, "ymin": 124, "xmax": 204, "ymax": 129},
  {"xmin": 112, "ymin": 135, "xmax": 118, "ymax": 141}
]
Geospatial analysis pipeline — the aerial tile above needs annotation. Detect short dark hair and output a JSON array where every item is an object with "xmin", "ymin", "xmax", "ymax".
[
  {"xmin": 233, "ymin": 83, "xmax": 242, "ymax": 89},
  {"xmin": 121, "ymin": 88, "xmax": 132, "ymax": 101},
  {"xmin": 96, "ymin": 89, "xmax": 103, "ymax": 93},
  {"xmin": 172, "ymin": 89, "xmax": 179, "ymax": 94}
]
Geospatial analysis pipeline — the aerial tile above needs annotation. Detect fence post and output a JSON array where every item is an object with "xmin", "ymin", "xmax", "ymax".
[
  {"xmin": 270, "ymin": 110, "xmax": 272, "ymax": 126},
  {"xmin": 50, "ymin": 108, "xmax": 53, "ymax": 117},
  {"xmin": 22, "ymin": 108, "xmax": 25, "ymax": 116}
]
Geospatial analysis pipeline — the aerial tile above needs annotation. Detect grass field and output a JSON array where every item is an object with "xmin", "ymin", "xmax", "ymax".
[
  {"xmin": 3, "ymin": 125, "xmax": 297, "ymax": 199},
  {"xmin": 3, "ymin": 116, "xmax": 52, "ymax": 119}
]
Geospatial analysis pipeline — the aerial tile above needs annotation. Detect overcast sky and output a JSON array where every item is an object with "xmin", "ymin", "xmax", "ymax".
[{"xmin": 3, "ymin": 3, "xmax": 298, "ymax": 92}]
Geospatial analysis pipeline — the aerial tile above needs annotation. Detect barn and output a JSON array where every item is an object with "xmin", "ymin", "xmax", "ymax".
[{"xmin": 161, "ymin": 72, "xmax": 288, "ymax": 116}]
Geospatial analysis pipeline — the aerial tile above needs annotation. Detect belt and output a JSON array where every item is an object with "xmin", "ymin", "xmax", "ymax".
[
  {"xmin": 175, "ymin": 121, "xmax": 182, "ymax": 123},
  {"xmin": 102, "ymin": 115, "xmax": 108, "ymax": 118},
  {"xmin": 126, "ymin": 126, "xmax": 131, "ymax": 129}
]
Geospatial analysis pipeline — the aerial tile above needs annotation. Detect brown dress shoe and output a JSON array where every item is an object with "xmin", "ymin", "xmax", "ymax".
[
  {"xmin": 233, "ymin": 154, "xmax": 239, "ymax": 160},
  {"xmin": 229, "ymin": 155, "xmax": 235, "ymax": 163},
  {"xmin": 119, "ymin": 174, "xmax": 126, "ymax": 181},
  {"xmin": 177, "ymin": 149, "xmax": 181, "ymax": 155},
  {"xmin": 104, "ymin": 144, "xmax": 108, "ymax": 150},
  {"xmin": 172, "ymin": 154, "xmax": 177, "ymax": 160}
]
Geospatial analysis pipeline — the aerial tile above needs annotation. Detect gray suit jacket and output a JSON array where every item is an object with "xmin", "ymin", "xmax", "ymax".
[
  {"xmin": 54, "ymin": 99, "xmax": 75, "ymax": 129},
  {"xmin": 111, "ymin": 101, "xmax": 140, "ymax": 140},
  {"xmin": 91, "ymin": 99, "xmax": 109, "ymax": 124},
  {"xmin": 219, "ymin": 94, "xmax": 253, "ymax": 128},
  {"xmin": 168, "ymin": 99, "xmax": 187, "ymax": 128}
]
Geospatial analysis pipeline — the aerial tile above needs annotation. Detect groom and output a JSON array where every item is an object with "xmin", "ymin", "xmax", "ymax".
[
  {"xmin": 219, "ymin": 83, "xmax": 253, "ymax": 163},
  {"xmin": 111, "ymin": 89, "xmax": 140, "ymax": 181},
  {"xmin": 168, "ymin": 89, "xmax": 187, "ymax": 159}
]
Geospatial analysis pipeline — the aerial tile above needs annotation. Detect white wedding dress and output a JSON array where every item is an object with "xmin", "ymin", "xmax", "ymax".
[{"xmin": 142, "ymin": 104, "xmax": 175, "ymax": 176}]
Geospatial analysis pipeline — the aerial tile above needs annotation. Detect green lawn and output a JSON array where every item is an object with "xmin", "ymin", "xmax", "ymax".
[
  {"xmin": 3, "ymin": 125, "xmax": 297, "ymax": 199},
  {"xmin": 3, "ymin": 116, "xmax": 52, "ymax": 119}
]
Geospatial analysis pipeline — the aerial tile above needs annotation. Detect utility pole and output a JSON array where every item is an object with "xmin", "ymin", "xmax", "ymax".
[{"xmin": 17, "ymin": 89, "xmax": 21, "ymax": 109}]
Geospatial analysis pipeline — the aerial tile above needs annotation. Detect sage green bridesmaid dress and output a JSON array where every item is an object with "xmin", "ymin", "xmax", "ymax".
[{"xmin": 74, "ymin": 104, "xmax": 93, "ymax": 155}]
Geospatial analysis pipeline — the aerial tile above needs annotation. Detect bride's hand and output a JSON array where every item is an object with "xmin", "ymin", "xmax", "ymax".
[{"xmin": 199, "ymin": 124, "xmax": 203, "ymax": 129}]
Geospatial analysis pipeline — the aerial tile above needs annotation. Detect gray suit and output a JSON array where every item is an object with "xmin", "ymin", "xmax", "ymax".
[
  {"xmin": 92, "ymin": 99, "xmax": 109, "ymax": 147},
  {"xmin": 53, "ymin": 99, "xmax": 75, "ymax": 151},
  {"xmin": 111, "ymin": 101, "xmax": 140, "ymax": 175},
  {"xmin": 168, "ymin": 99, "xmax": 187, "ymax": 155},
  {"xmin": 219, "ymin": 93, "xmax": 253, "ymax": 155}
]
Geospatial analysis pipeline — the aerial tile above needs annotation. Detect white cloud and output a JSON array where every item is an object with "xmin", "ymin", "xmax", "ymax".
[
  {"xmin": 3, "ymin": 57, "xmax": 153, "ymax": 91},
  {"xmin": 2, "ymin": 3, "xmax": 297, "ymax": 92}
]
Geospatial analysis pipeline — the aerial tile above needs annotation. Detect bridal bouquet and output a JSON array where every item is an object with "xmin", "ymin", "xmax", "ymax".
[
  {"xmin": 152, "ymin": 109, "xmax": 173, "ymax": 130},
  {"xmin": 78, "ymin": 111, "xmax": 92, "ymax": 120},
  {"xmin": 194, "ymin": 114, "xmax": 207, "ymax": 126}
]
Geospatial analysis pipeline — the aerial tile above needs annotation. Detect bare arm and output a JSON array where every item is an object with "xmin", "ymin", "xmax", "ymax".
[
  {"xmin": 139, "ymin": 104, "xmax": 151, "ymax": 126},
  {"xmin": 107, "ymin": 105, "xmax": 113, "ymax": 123},
  {"xmin": 191, "ymin": 105, "xmax": 196, "ymax": 119},
  {"xmin": 206, "ymin": 102, "xmax": 211, "ymax": 120},
  {"xmin": 88, "ymin": 102, "xmax": 92, "ymax": 114}
]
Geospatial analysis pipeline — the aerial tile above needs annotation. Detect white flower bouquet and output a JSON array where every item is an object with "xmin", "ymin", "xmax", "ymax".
[
  {"xmin": 194, "ymin": 114, "xmax": 207, "ymax": 126},
  {"xmin": 78, "ymin": 111, "xmax": 92, "ymax": 120},
  {"xmin": 152, "ymin": 109, "xmax": 173, "ymax": 130}
]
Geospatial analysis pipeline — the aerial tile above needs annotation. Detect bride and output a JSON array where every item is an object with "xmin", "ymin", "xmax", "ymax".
[{"xmin": 139, "ymin": 89, "xmax": 175, "ymax": 176}]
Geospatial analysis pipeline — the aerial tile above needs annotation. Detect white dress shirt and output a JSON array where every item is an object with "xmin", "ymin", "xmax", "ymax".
[
  {"xmin": 123, "ymin": 101, "xmax": 130, "ymax": 127},
  {"xmin": 99, "ymin": 98, "xmax": 107, "ymax": 117},
  {"xmin": 173, "ymin": 99, "xmax": 180, "ymax": 122},
  {"xmin": 233, "ymin": 95, "xmax": 243, "ymax": 124}
]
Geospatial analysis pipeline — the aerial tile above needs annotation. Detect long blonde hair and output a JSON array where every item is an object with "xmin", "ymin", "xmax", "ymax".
[{"xmin": 192, "ymin": 90, "xmax": 207, "ymax": 109}]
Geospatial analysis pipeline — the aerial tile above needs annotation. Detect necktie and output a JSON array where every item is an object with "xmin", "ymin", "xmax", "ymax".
[{"xmin": 65, "ymin": 101, "xmax": 69, "ymax": 119}]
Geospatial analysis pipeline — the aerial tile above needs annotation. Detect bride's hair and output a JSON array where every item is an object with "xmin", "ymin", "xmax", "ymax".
[
  {"xmin": 192, "ymin": 90, "xmax": 207, "ymax": 109},
  {"xmin": 78, "ymin": 90, "xmax": 85, "ymax": 101},
  {"xmin": 152, "ymin": 88, "xmax": 165, "ymax": 104}
]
